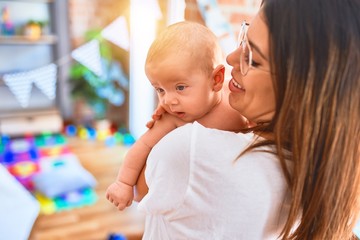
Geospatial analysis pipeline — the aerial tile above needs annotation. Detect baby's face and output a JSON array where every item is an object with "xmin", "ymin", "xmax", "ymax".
[{"xmin": 145, "ymin": 54, "xmax": 221, "ymax": 122}]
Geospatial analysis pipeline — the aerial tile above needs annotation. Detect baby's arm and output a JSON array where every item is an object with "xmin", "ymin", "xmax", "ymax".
[
  {"xmin": 133, "ymin": 165, "xmax": 147, "ymax": 202},
  {"xmin": 106, "ymin": 113, "xmax": 183, "ymax": 210}
]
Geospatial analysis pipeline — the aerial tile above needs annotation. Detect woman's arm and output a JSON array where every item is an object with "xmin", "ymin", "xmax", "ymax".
[{"xmin": 137, "ymin": 123, "xmax": 192, "ymax": 212}]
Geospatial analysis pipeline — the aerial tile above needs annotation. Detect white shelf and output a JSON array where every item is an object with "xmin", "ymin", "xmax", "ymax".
[{"xmin": 0, "ymin": 35, "xmax": 57, "ymax": 45}]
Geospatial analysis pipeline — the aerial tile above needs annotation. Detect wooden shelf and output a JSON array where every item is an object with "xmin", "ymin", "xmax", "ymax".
[{"xmin": 0, "ymin": 35, "xmax": 57, "ymax": 45}]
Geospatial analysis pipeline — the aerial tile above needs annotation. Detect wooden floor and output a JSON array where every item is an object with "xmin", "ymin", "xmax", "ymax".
[{"xmin": 28, "ymin": 137, "xmax": 145, "ymax": 240}]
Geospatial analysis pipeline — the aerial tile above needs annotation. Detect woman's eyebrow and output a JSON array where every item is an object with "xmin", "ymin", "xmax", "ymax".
[{"xmin": 249, "ymin": 39, "xmax": 268, "ymax": 61}]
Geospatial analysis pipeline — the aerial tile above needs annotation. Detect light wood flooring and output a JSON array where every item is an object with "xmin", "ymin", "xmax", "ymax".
[{"xmin": 28, "ymin": 137, "xmax": 144, "ymax": 240}]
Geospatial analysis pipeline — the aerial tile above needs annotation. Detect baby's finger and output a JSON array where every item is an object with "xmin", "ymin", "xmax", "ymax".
[
  {"xmin": 155, "ymin": 107, "xmax": 166, "ymax": 115},
  {"xmin": 146, "ymin": 120, "xmax": 155, "ymax": 129},
  {"xmin": 152, "ymin": 114, "xmax": 161, "ymax": 120},
  {"xmin": 117, "ymin": 203, "xmax": 126, "ymax": 211}
]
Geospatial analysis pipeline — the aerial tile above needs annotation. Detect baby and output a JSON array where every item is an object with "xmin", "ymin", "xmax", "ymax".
[{"xmin": 106, "ymin": 21, "xmax": 248, "ymax": 210}]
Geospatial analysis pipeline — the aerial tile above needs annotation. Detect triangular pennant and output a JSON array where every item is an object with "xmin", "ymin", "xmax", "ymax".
[
  {"xmin": 3, "ymin": 71, "xmax": 33, "ymax": 108},
  {"xmin": 71, "ymin": 39, "xmax": 103, "ymax": 77},
  {"xmin": 32, "ymin": 64, "xmax": 57, "ymax": 100},
  {"xmin": 101, "ymin": 16, "xmax": 130, "ymax": 51}
]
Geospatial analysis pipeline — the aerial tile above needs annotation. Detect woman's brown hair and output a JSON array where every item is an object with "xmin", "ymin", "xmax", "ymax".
[{"xmin": 259, "ymin": 0, "xmax": 360, "ymax": 238}]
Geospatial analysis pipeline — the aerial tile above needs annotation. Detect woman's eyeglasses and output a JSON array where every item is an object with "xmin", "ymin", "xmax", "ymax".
[
  {"xmin": 237, "ymin": 21, "xmax": 251, "ymax": 76},
  {"xmin": 237, "ymin": 21, "xmax": 270, "ymax": 76}
]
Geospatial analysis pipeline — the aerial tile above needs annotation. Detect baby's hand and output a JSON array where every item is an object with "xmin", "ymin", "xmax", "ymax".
[
  {"xmin": 106, "ymin": 181, "xmax": 134, "ymax": 211},
  {"xmin": 146, "ymin": 105, "xmax": 166, "ymax": 129}
]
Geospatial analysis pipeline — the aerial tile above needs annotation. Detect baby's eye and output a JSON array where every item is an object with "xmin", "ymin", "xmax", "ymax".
[
  {"xmin": 176, "ymin": 85, "xmax": 186, "ymax": 91},
  {"xmin": 155, "ymin": 88, "xmax": 164, "ymax": 94}
]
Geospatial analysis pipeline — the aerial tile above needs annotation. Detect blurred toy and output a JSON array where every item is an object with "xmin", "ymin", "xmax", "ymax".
[
  {"xmin": 38, "ymin": 145, "xmax": 70, "ymax": 157},
  {"xmin": 0, "ymin": 133, "xmax": 99, "ymax": 215},
  {"xmin": 34, "ymin": 192, "xmax": 57, "ymax": 215},
  {"xmin": 105, "ymin": 136, "xmax": 116, "ymax": 147},
  {"xmin": 1, "ymin": 6, "xmax": 15, "ymax": 35},
  {"xmin": 32, "ymin": 153, "xmax": 97, "ymax": 214},
  {"xmin": 65, "ymin": 124, "xmax": 77, "ymax": 137},
  {"xmin": 1, "ymin": 138, "xmax": 39, "ymax": 164},
  {"xmin": 78, "ymin": 126, "xmax": 89, "ymax": 139},
  {"xmin": 54, "ymin": 187, "xmax": 97, "ymax": 211},
  {"xmin": 0, "ymin": 138, "xmax": 41, "ymax": 190},
  {"xmin": 35, "ymin": 133, "xmax": 67, "ymax": 148},
  {"xmin": 1, "ymin": 134, "xmax": 10, "ymax": 145},
  {"xmin": 24, "ymin": 20, "xmax": 42, "ymax": 40},
  {"xmin": 35, "ymin": 133, "xmax": 70, "ymax": 157},
  {"xmin": 123, "ymin": 133, "xmax": 135, "ymax": 146},
  {"xmin": 64, "ymin": 122, "xmax": 135, "ymax": 148},
  {"xmin": 113, "ymin": 132, "xmax": 124, "ymax": 144},
  {"xmin": 108, "ymin": 233, "xmax": 127, "ymax": 240},
  {"xmin": 8, "ymin": 160, "xmax": 39, "ymax": 178},
  {"xmin": 33, "ymin": 153, "xmax": 97, "ymax": 198},
  {"xmin": 95, "ymin": 120, "xmax": 112, "ymax": 141},
  {"xmin": 86, "ymin": 127, "xmax": 97, "ymax": 140},
  {"xmin": 35, "ymin": 188, "xmax": 97, "ymax": 215}
]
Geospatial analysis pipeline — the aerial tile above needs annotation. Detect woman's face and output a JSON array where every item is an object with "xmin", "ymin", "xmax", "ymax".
[{"xmin": 226, "ymin": 12, "xmax": 275, "ymax": 124}]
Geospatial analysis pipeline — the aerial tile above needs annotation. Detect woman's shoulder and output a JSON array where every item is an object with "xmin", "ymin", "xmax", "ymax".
[
  {"xmin": 163, "ymin": 121, "xmax": 248, "ymax": 142},
  {"xmin": 191, "ymin": 121, "xmax": 254, "ymax": 144}
]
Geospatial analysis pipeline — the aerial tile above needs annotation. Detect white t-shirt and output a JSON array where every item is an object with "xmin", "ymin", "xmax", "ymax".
[{"xmin": 138, "ymin": 122, "xmax": 290, "ymax": 240}]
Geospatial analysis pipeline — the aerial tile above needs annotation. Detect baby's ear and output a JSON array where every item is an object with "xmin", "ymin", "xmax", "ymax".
[{"xmin": 212, "ymin": 64, "xmax": 225, "ymax": 91}]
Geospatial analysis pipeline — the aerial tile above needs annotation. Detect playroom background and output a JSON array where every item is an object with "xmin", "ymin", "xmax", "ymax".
[{"xmin": 1, "ymin": 0, "xmax": 358, "ymax": 240}]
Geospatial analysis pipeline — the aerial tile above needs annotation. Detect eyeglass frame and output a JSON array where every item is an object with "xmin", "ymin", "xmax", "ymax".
[{"xmin": 237, "ymin": 21, "xmax": 270, "ymax": 76}]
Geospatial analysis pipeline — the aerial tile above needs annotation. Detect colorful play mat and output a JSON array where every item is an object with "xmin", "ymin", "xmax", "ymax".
[{"xmin": 0, "ymin": 133, "xmax": 97, "ymax": 215}]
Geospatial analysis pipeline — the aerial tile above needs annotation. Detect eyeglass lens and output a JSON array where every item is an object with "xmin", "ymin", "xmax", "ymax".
[{"xmin": 238, "ymin": 22, "xmax": 251, "ymax": 76}]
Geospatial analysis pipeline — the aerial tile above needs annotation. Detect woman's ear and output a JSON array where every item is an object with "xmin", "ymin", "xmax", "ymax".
[{"xmin": 212, "ymin": 64, "xmax": 225, "ymax": 92}]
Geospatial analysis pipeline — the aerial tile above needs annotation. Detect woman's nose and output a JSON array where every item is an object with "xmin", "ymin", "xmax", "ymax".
[{"xmin": 226, "ymin": 48, "xmax": 240, "ymax": 67}]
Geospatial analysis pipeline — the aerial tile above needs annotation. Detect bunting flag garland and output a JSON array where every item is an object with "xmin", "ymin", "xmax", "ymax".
[
  {"xmin": 3, "ymin": 64, "xmax": 58, "ymax": 108},
  {"xmin": 101, "ymin": 16, "xmax": 130, "ymax": 51},
  {"xmin": 3, "ymin": 71, "xmax": 33, "ymax": 108},
  {"xmin": 32, "ymin": 64, "xmax": 57, "ymax": 100},
  {"xmin": 2, "ymin": 14, "xmax": 131, "ymax": 108},
  {"xmin": 71, "ymin": 39, "xmax": 103, "ymax": 77}
]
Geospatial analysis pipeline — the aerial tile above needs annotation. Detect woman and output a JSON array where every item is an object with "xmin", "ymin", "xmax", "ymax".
[
  {"xmin": 137, "ymin": 0, "xmax": 360, "ymax": 239},
  {"xmin": 249, "ymin": 0, "xmax": 360, "ymax": 238}
]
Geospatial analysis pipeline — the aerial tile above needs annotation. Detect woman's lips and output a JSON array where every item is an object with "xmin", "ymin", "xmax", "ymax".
[{"xmin": 229, "ymin": 79, "xmax": 245, "ymax": 92}]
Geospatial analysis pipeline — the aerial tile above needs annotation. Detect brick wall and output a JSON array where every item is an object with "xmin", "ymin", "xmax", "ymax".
[
  {"xmin": 68, "ymin": 0, "xmax": 130, "ymax": 48},
  {"xmin": 185, "ymin": 0, "xmax": 262, "ymax": 35},
  {"xmin": 68, "ymin": 0, "xmax": 261, "ymax": 47}
]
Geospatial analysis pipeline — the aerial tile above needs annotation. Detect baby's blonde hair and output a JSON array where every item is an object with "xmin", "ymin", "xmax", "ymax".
[{"xmin": 146, "ymin": 21, "xmax": 223, "ymax": 77}]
